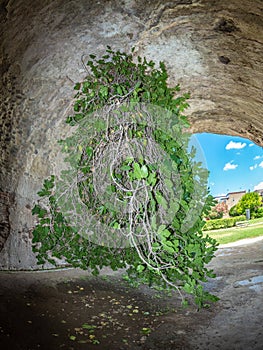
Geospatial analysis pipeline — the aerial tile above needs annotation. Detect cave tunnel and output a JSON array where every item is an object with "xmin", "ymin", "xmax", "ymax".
[
  {"xmin": 0, "ymin": 1, "xmax": 263, "ymax": 350},
  {"xmin": 0, "ymin": 0, "xmax": 262, "ymax": 270}
]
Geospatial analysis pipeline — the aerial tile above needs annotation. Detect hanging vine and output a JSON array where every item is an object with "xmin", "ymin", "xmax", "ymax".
[{"xmin": 32, "ymin": 47, "xmax": 218, "ymax": 308}]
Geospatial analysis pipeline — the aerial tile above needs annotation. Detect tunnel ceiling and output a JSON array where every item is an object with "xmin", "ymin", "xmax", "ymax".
[{"xmin": 0, "ymin": 0, "xmax": 263, "ymax": 269}]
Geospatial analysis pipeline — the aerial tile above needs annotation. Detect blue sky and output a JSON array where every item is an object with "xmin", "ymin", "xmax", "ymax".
[{"xmin": 193, "ymin": 133, "xmax": 263, "ymax": 197}]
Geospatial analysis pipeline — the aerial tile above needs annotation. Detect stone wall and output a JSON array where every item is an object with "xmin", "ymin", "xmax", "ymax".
[{"xmin": 0, "ymin": 0, "xmax": 262, "ymax": 269}]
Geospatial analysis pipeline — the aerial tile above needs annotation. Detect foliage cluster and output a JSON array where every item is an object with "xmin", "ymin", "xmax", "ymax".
[
  {"xmin": 229, "ymin": 192, "xmax": 263, "ymax": 218},
  {"xmin": 67, "ymin": 47, "xmax": 190, "ymax": 126},
  {"xmin": 252, "ymin": 207, "xmax": 263, "ymax": 218},
  {"xmin": 205, "ymin": 201, "xmax": 228, "ymax": 220},
  {"xmin": 32, "ymin": 47, "xmax": 218, "ymax": 308},
  {"xmin": 203, "ymin": 215, "xmax": 246, "ymax": 231}
]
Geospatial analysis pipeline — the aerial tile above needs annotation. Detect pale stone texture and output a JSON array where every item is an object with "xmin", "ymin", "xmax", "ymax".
[{"xmin": 0, "ymin": 0, "xmax": 262, "ymax": 269}]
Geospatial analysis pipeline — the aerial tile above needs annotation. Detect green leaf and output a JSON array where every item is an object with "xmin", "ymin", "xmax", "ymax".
[
  {"xmin": 74, "ymin": 82, "xmax": 81, "ymax": 90},
  {"xmin": 141, "ymin": 327, "xmax": 151, "ymax": 335},
  {"xmin": 162, "ymin": 244, "xmax": 175, "ymax": 254},
  {"xmin": 136, "ymin": 264, "xmax": 145, "ymax": 273},
  {"xmin": 82, "ymin": 324, "xmax": 97, "ymax": 330},
  {"xmin": 117, "ymin": 86, "xmax": 123, "ymax": 95},
  {"xmin": 140, "ymin": 165, "xmax": 148, "ymax": 178},
  {"xmin": 157, "ymin": 224, "xmax": 166, "ymax": 234},
  {"xmin": 32, "ymin": 205, "xmax": 41, "ymax": 215},
  {"xmin": 151, "ymin": 215, "xmax": 157, "ymax": 230},
  {"xmin": 147, "ymin": 172, "xmax": 157, "ymax": 186},
  {"xmin": 43, "ymin": 177, "xmax": 54, "ymax": 190},
  {"xmin": 74, "ymin": 102, "xmax": 80, "ymax": 112},
  {"xmin": 183, "ymin": 283, "xmax": 193, "ymax": 294},
  {"xmin": 182, "ymin": 300, "xmax": 189, "ymax": 308},
  {"xmin": 99, "ymin": 85, "xmax": 108, "ymax": 98},
  {"xmin": 169, "ymin": 200, "xmax": 180, "ymax": 213},
  {"xmin": 152, "ymin": 242, "xmax": 160, "ymax": 251},
  {"xmin": 155, "ymin": 192, "xmax": 168, "ymax": 210},
  {"xmin": 160, "ymin": 229, "xmax": 171, "ymax": 238},
  {"xmin": 34, "ymin": 207, "xmax": 47, "ymax": 218},
  {"xmin": 120, "ymin": 164, "xmax": 131, "ymax": 171},
  {"xmin": 86, "ymin": 146, "xmax": 93, "ymax": 157},
  {"xmin": 133, "ymin": 162, "xmax": 142, "ymax": 179},
  {"xmin": 125, "ymin": 156, "xmax": 134, "ymax": 163},
  {"xmin": 106, "ymin": 184, "xmax": 116, "ymax": 193},
  {"xmin": 37, "ymin": 189, "xmax": 50, "ymax": 197}
]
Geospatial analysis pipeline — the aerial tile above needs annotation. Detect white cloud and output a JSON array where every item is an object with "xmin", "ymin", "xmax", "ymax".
[
  {"xmin": 250, "ymin": 164, "xmax": 258, "ymax": 171},
  {"xmin": 254, "ymin": 182, "xmax": 263, "ymax": 190},
  {"xmin": 225, "ymin": 141, "xmax": 247, "ymax": 150},
  {"xmin": 254, "ymin": 155, "xmax": 261, "ymax": 160},
  {"xmin": 223, "ymin": 161, "xmax": 238, "ymax": 171},
  {"xmin": 249, "ymin": 143, "xmax": 254, "ymax": 147},
  {"xmin": 250, "ymin": 160, "xmax": 263, "ymax": 170}
]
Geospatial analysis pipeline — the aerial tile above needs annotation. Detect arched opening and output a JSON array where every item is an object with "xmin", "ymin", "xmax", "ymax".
[
  {"xmin": 195, "ymin": 133, "xmax": 263, "ymax": 197},
  {"xmin": 0, "ymin": 0, "xmax": 263, "ymax": 348},
  {"xmin": 194, "ymin": 132, "xmax": 263, "ymax": 241}
]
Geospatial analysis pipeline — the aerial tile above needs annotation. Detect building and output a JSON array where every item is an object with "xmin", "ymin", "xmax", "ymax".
[
  {"xmin": 215, "ymin": 190, "xmax": 246, "ymax": 210},
  {"xmin": 214, "ymin": 195, "xmax": 228, "ymax": 204},
  {"xmin": 226, "ymin": 190, "xmax": 246, "ymax": 209}
]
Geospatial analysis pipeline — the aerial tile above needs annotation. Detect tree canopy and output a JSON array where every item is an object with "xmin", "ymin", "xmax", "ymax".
[{"xmin": 230, "ymin": 192, "xmax": 262, "ymax": 217}]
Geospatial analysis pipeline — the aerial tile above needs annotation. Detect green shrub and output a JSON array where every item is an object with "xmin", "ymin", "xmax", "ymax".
[
  {"xmin": 206, "ymin": 210, "xmax": 223, "ymax": 220},
  {"xmin": 229, "ymin": 193, "xmax": 262, "ymax": 217},
  {"xmin": 252, "ymin": 207, "xmax": 263, "ymax": 219},
  {"xmin": 229, "ymin": 205, "xmax": 239, "ymax": 217},
  {"xmin": 203, "ymin": 215, "xmax": 246, "ymax": 231}
]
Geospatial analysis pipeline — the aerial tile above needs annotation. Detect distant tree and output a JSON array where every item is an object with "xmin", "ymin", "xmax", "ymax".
[
  {"xmin": 233, "ymin": 192, "xmax": 262, "ymax": 217},
  {"xmin": 253, "ymin": 207, "xmax": 263, "ymax": 218},
  {"xmin": 229, "ymin": 204, "xmax": 239, "ymax": 217}
]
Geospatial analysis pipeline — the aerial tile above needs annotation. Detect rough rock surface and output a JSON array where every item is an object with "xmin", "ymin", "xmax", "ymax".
[{"xmin": 0, "ymin": 0, "xmax": 262, "ymax": 269}]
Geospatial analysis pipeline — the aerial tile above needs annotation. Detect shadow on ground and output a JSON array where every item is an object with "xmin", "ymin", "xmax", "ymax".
[{"xmin": 0, "ymin": 239, "xmax": 263, "ymax": 350}]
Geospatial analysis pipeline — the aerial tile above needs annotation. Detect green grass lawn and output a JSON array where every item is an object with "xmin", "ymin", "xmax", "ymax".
[
  {"xmin": 205, "ymin": 223, "xmax": 263, "ymax": 245},
  {"xmin": 247, "ymin": 217, "xmax": 263, "ymax": 225}
]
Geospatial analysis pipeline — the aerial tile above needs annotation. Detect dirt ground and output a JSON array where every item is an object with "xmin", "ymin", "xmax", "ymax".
[{"xmin": 0, "ymin": 238, "xmax": 263, "ymax": 350}]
